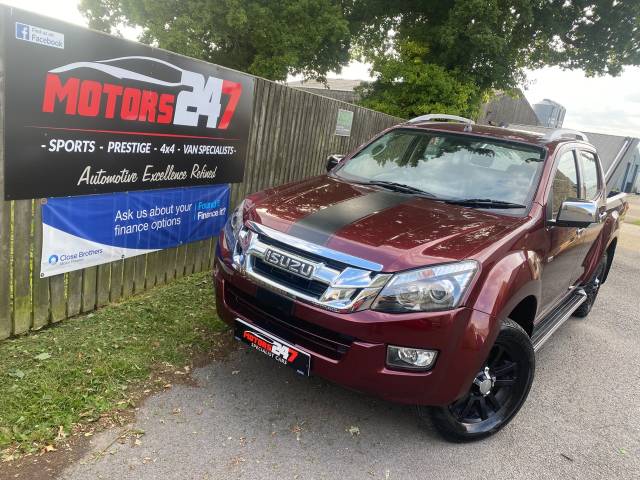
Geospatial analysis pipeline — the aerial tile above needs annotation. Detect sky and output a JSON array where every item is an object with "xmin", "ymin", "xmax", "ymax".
[{"xmin": 3, "ymin": 0, "xmax": 639, "ymax": 138}]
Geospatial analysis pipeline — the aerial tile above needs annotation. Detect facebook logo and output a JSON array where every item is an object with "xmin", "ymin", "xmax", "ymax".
[
  {"xmin": 15, "ymin": 23, "xmax": 30, "ymax": 41},
  {"xmin": 14, "ymin": 22, "xmax": 64, "ymax": 49}
]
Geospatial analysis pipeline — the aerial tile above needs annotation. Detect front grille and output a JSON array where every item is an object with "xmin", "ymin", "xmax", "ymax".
[
  {"xmin": 226, "ymin": 284, "xmax": 354, "ymax": 360},
  {"xmin": 239, "ymin": 223, "xmax": 389, "ymax": 312},
  {"xmin": 252, "ymin": 257, "xmax": 327, "ymax": 298}
]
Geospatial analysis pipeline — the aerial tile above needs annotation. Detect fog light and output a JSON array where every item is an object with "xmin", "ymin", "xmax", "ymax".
[{"xmin": 386, "ymin": 346, "xmax": 437, "ymax": 370}]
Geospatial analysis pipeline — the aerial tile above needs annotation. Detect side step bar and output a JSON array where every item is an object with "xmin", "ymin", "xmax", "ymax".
[{"xmin": 532, "ymin": 289, "xmax": 587, "ymax": 352}]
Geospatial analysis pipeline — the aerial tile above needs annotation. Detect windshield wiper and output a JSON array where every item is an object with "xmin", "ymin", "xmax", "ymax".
[
  {"xmin": 363, "ymin": 180, "xmax": 437, "ymax": 197},
  {"xmin": 445, "ymin": 198, "xmax": 527, "ymax": 209}
]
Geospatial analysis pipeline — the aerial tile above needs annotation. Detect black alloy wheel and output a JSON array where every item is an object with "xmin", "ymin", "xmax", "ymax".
[{"xmin": 421, "ymin": 319, "xmax": 535, "ymax": 442}]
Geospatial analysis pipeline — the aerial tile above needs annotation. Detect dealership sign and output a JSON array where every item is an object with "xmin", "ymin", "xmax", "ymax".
[
  {"xmin": 3, "ymin": 6, "xmax": 255, "ymax": 200},
  {"xmin": 41, "ymin": 185, "xmax": 229, "ymax": 277}
]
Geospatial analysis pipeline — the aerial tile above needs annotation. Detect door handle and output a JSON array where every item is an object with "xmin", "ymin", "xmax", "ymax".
[
  {"xmin": 598, "ymin": 211, "xmax": 607, "ymax": 221},
  {"xmin": 576, "ymin": 228, "xmax": 586, "ymax": 237}
]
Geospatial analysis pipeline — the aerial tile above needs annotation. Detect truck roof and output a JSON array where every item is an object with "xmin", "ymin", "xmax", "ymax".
[{"xmin": 402, "ymin": 121, "xmax": 593, "ymax": 149}]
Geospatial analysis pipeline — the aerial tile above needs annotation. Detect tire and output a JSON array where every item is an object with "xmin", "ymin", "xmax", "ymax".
[
  {"xmin": 573, "ymin": 253, "xmax": 608, "ymax": 318},
  {"xmin": 420, "ymin": 319, "xmax": 535, "ymax": 442}
]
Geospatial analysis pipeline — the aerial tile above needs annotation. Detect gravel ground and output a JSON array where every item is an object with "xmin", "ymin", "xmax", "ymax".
[{"xmin": 60, "ymin": 236, "xmax": 640, "ymax": 480}]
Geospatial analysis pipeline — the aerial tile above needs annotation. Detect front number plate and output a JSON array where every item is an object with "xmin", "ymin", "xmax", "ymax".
[{"xmin": 234, "ymin": 318, "xmax": 311, "ymax": 376}]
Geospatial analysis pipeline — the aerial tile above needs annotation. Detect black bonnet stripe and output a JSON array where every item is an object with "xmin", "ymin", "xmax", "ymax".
[{"xmin": 288, "ymin": 191, "xmax": 409, "ymax": 245}]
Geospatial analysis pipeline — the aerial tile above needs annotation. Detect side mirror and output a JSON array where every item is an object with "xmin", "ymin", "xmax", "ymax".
[
  {"xmin": 326, "ymin": 154, "xmax": 345, "ymax": 172},
  {"xmin": 555, "ymin": 200, "xmax": 598, "ymax": 228}
]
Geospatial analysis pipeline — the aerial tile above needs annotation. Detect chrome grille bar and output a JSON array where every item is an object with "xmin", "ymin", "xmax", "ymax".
[
  {"xmin": 248, "ymin": 221, "xmax": 384, "ymax": 272},
  {"xmin": 230, "ymin": 223, "xmax": 391, "ymax": 312}
]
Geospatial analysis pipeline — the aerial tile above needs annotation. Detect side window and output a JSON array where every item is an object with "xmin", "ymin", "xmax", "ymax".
[
  {"xmin": 579, "ymin": 151, "xmax": 600, "ymax": 199},
  {"xmin": 550, "ymin": 150, "xmax": 579, "ymax": 217}
]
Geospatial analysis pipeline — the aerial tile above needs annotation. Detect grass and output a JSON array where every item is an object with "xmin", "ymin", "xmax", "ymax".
[
  {"xmin": 632, "ymin": 219, "xmax": 640, "ymax": 227},
  {"xmin": 0, "ymin": 272, "xmax": 227, "ymax": 457}
]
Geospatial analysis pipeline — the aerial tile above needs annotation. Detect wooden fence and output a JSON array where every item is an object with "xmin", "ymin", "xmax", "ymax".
[{"xmin": 0, "ymin": 57, "xmax": 401, "ymax": 339}]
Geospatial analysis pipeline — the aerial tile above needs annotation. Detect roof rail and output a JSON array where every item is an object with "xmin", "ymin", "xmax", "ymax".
[
  {"xmin": 407, "ymin": 114, "xmax": 475, "ymax": 125},
  {"xmin": 544, "ymin": 129, "xmax": 589, "ymax": 143}
]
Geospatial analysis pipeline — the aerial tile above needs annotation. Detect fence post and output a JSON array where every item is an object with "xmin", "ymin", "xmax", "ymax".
[
  {"xmin": 0, "ymin": 7, "xmax": 11, "ymax": 339},
  {"xmin": 12, "ymin": 200, "xmax": 32, "ymax": 334},
  {"xmin": 32, "ymin": 202, "xmax": 50, "ymax": 329}
]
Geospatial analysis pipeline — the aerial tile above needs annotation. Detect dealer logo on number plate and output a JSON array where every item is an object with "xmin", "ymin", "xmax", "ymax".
[{"xmin": 234, "ymin": 318, "xmax": 311, "ymax": 376}]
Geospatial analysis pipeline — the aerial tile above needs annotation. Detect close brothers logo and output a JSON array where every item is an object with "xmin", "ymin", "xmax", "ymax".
[
  {"xmin": 41, "ymin": 56, "xmax": 242, "ymax": 130},
  {"xmin": 47, "ymin": 249, "xmax": 104, "ymax": 267}
]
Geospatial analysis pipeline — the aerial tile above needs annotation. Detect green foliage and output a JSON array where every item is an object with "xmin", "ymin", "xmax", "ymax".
[
  {"xmin": 0, "ymin": 273, "xmax": 227, "ymax": 456},
  {"xmin": 79, "ymin": 0, "xmax": 351, "ymax": 81},
  {"xmin": 80, "ymin": 0, "xmax": 640, "ymax": 117},
  {"xmin": 356, "ymin": 41, "xmax": 482, "ymax": 119},
  {"xmin": 349, "ymin": 0, "xmax": 640, "ymax": 118}
]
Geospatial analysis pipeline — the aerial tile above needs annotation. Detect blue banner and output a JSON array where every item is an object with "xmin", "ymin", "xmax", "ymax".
[{"xmin": 41, "ymin": 185, "xmax": 229, "ymax": 277}]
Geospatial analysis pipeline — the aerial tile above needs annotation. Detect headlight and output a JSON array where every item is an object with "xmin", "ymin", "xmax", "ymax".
[
  {"xmin": 223, "ymin": 199, "xmax": 246, "ymax": 251},
  {"xmin": 371, "ymin": 260, "xmax": 478, "ymax": 313}
]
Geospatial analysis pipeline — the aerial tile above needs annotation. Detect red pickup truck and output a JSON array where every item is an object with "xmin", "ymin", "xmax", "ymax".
[{"xmin": 214, "ymin": 115, "xmax": 627, "ymax": 441}]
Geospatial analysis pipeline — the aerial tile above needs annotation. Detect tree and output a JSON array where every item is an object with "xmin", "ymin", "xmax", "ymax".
[
  {"xmin": 79, "ymin": 0, "xmax": 351, "ymax": 81},
  {"xmin": 356, "ymin": 41, "xmax": 482, "ymax": 119},
  {"xmin": 81, "ymin": 1, "xmax": 640, "ymax": 118},
  {"xmin": 348, "ymin": 0, "xmax": 640, "ymax": 118}
]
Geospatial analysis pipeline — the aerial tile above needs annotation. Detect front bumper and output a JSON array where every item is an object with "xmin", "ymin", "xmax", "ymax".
[{"xmin": 214, "ymin": 246, "xmax": 496, "ymax": 406}]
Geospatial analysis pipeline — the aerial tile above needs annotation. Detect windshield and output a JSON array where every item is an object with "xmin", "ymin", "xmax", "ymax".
[{"xmin": 335, "ymin": 129, "xmax": 545, "ymax": 207}]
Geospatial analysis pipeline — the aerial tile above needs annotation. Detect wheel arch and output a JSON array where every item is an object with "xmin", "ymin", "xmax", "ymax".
[
  {"xmin": 601, "ymin": 236, "xmax": 617, "ymax": 284},
  {"xmin": 460, "ymin": 250, "xmax": 540, "ymax": 389},
  {"xmin": 506, "ymin": 295, "xmax": 537, "ymax": 337},
  {"xmin": 470, "ymin": 250, "xmax": 541, "ymax": 331}
]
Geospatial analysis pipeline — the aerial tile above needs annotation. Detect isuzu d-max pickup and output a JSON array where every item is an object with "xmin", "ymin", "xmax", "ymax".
[{"xmin": 214, "ymin": 114, "xmax": 628, "ymax": 441}]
